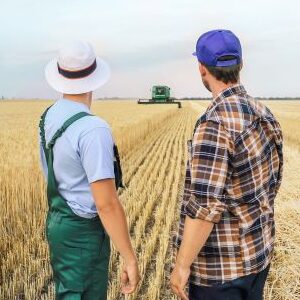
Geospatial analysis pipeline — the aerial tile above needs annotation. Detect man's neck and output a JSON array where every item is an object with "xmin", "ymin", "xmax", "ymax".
[
  {"xmin": 63, "ymin": 93, "xmax": 92, "ymax": 109},
  {"xmin": 211, "ymin": 81, "xmax": 240, "ymax": 99}
]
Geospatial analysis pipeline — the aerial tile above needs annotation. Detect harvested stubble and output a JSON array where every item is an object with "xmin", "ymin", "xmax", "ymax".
[{"xmin": 0, "ymin": 100, "xmax": 299, "ymax": 300}]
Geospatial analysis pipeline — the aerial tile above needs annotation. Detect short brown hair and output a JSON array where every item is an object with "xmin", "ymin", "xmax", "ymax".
[{"xmin": 204, "ymin": 55, "xmax": 242, "ymax": 84}]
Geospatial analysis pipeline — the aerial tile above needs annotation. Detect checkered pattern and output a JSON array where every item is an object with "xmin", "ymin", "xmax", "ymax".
[{"xmin": 174, "ymin": 84, "xmax": 283, "ymax": 286}]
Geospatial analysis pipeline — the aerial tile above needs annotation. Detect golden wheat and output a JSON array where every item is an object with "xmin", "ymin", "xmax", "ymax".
[{"xmin": 0, "ymin": 99, "xmax": 299, "ymax": 300}]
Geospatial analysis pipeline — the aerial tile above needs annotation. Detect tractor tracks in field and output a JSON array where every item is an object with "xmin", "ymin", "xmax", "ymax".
[
  {"xmin": 138, "ymin": 109, "xmax": 196, "ymax": 300},
  {"xmin": 118, "ymin": 110, "xmax": 181, "ymax": 192},
  {"xmin": 108, "ymin": 108, "xmax": 196, "ymax": 300},
  {"xmin": 108, "ymin": 109, "xmax": 186, "ymax": 286}
]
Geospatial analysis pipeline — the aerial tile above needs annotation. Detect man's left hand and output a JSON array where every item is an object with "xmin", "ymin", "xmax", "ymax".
[{"xmin": 170, "ymin": 264, "xmax": 190, "ymax": 300}]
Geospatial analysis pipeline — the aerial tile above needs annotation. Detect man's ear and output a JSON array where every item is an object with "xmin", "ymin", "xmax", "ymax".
[{"xmin": 199, "ymin": 63, "xmax": 206, "ymax": 77}]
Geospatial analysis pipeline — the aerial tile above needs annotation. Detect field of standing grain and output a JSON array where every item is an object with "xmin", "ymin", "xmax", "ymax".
[{"xmin": 0, "ymin": 100, "xmax": 299, "ymax": 300}]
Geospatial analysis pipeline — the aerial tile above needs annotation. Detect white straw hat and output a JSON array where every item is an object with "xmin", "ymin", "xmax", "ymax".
[{"xmin": 45, "ymin": 41, "xmax": 110, "ymax": 94}]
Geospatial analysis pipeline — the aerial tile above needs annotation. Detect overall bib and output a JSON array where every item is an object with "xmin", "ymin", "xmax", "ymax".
[{"xmin": 39, "ymin": 108, "xmax": 111, "ymax": 300}]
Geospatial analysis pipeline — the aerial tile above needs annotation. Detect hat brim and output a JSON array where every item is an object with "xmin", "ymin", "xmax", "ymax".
[{"xmin": 45, "ymin": 57, "xmax": 111, "ymax": 94}]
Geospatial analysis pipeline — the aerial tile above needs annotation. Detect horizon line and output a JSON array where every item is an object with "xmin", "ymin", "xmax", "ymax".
[{"xmin": 1, "ymin": 97, "xmax": 300, "ymax": 101}]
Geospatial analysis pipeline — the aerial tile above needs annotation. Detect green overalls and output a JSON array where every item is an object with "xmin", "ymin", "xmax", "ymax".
[{"xmin": 39, "ymin": 108, "xmax": 113, "ymax": 300}]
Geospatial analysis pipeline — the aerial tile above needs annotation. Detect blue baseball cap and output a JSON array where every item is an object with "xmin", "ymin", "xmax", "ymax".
[{"xmin": 193, "ymin": 29, "xmax": 242, "ymax": 67}]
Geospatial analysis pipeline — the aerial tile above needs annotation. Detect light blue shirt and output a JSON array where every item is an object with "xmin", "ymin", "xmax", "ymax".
[{"xmin": 39, "ymin": 98, "xmax": 115, "ymax": 218}]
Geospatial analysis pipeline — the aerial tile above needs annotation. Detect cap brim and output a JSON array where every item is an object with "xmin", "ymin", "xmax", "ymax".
[{"xmin": 45, "ymin": 57, "xmax": 111, "ymax": 94}]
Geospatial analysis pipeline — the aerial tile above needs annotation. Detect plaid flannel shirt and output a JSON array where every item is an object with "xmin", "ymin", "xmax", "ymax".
[{"xmin": 174, "ymin": 84, "xmax": 283, "ymax": 286}]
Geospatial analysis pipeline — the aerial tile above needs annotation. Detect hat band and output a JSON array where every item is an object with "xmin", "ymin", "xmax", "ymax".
[{"xmin": 57, "ymin": 59, "xmax": 97, "ymax": 79}]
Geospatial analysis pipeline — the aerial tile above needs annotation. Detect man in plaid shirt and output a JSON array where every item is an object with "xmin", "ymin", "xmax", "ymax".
[{"xmin": 171, "ymin": 30, "xmax": 283, "ymax": 300}]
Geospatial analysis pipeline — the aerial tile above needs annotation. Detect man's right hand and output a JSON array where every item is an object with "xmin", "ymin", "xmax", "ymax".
[{"xmin": 121, "ymin": 259, "xmax": 140, "ymax": 294}]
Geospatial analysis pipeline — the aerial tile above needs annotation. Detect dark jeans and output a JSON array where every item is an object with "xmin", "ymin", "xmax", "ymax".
[{"xmin": 189, "ymin": 264, "xmax": 270, "ymax": 300}]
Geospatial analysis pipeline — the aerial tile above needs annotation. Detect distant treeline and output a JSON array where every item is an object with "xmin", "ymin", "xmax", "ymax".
[
  {"xmin": 1, "ymin": 97, "xmax": 300, "ymax": 101},
  {"xmin": 97, "ymin": 97, "xmax": 300, "ymax": 101},
  {"xmin": 178, "ymin": 97, "xmax": 300, "ymax": 100}
]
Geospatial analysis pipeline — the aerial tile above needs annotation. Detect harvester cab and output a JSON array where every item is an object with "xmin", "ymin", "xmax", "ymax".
[{"xmin": 138, "ymin": 85, "xmax": 182, "ymax": 108}]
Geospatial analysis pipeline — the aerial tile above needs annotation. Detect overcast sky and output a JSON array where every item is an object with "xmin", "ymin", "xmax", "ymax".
[{"xmin": 0, "ymin": 0, "xmax": 300, "ymax": 99}]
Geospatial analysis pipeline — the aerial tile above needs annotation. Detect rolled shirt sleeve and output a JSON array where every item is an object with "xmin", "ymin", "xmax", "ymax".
[
  {"xmin": 79, "ymin": 126, "xmax": 115, "ymax": 183},
  {"xmin": 184, "ymin": 120, "xmax": 233, "ymax": 223}
]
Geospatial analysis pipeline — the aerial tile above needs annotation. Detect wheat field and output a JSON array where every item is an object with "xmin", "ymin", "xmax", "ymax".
[{"xmin": 0, "ymin": 100, "xmax": 299, "ymax": 300}]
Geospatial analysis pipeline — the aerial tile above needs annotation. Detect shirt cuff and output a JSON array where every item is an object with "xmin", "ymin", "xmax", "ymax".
[
  {"xmin": 88, "ymin": 172, "xmax": 115, "ymax": 184},
  {"xmin": 184, "ymin": 194, "xmax": 226, "ymax": 223}
]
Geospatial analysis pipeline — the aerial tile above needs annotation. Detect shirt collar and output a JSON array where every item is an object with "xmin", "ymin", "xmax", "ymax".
[{"xmin": 206, "ymin": 83, "xmax": 247, "ymax": 112}]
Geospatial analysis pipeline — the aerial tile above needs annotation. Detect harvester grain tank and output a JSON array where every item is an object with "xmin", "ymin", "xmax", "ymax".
[{"xmin": 138, "ymin": 85, "xmax": 182, "ymax": 108}]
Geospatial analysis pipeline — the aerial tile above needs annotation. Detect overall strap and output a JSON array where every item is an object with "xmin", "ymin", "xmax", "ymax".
[
  {"xmin": 39, "ymin": 105, "xmax": 53, "ymax": 159},
  {"xmin": 39, "ymin": 108, "xmax": 124, "ymax": 197},
  {"xmin": 47, "ymin": 111, "xmax": 92, "ymax": 149},
  {"xmin": 113, "ymin": 144, "xmax": 125, "ymax": 189},
  {"xmin": 39, "ymin": 108, "xmax": 93, "ymax": 201}
]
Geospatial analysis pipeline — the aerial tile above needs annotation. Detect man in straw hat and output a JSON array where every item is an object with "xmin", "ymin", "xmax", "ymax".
[
  {"xmin": 39, "ymin": 41, "xmax": 140, "ymax": 299},
  {"xmin": 171, "ymin": 30, "xmax": 283, "ymax": 300}
]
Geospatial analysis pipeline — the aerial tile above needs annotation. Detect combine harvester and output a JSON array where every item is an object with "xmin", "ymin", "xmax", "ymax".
[{"xmin": 138, "ymin": 85, "xmax": 182, "ymax": 108}]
